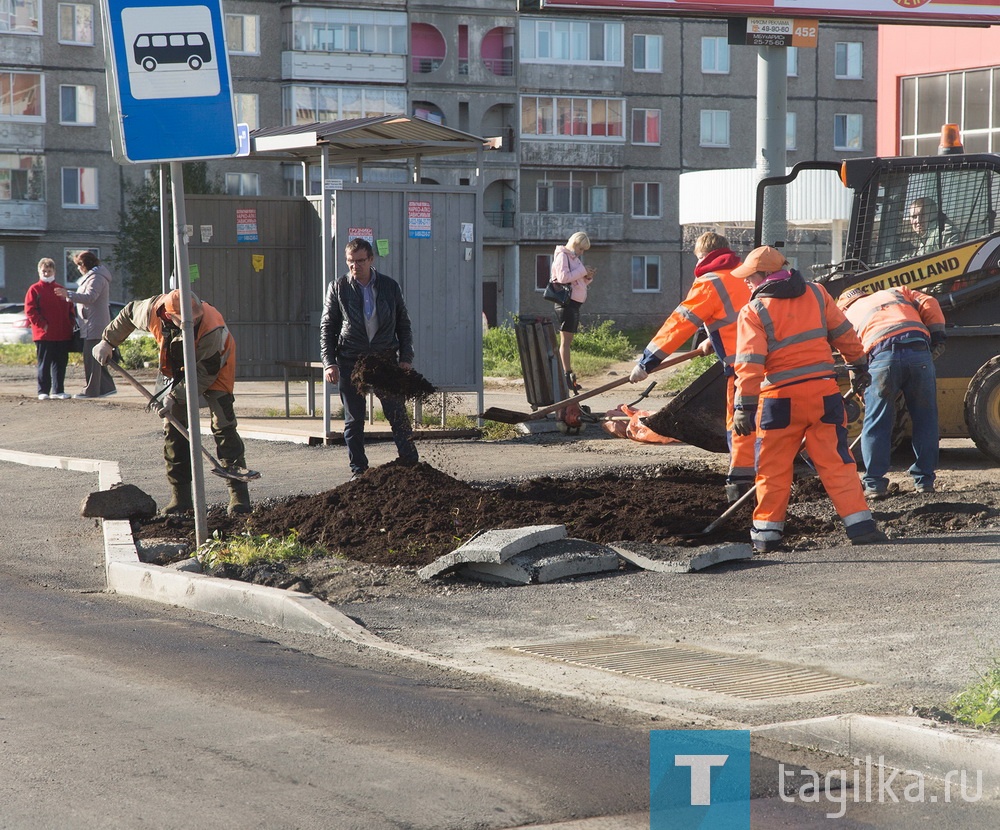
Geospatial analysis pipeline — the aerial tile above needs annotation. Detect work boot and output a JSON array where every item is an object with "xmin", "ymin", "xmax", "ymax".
[
  {"xmin": 227, "ymin": 480, "xmax": 251, "ymax": 516},
  {"xmin": 851, "ymin": 528, "xmax": 889, "ymax": 546},
  {"xmin": 161, "ymin": 483, "xmax": 193, "ymax": 516}
]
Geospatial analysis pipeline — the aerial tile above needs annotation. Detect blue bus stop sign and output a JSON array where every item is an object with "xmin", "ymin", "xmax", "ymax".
[{"xmin": 101, "ymin": 0, "xmax": 238, "ymax": 163}]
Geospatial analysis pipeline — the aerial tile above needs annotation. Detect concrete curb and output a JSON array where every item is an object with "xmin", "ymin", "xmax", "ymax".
[{"xmin": 754, "ymin": 714, "xmax": 1000, "ymax": 791}]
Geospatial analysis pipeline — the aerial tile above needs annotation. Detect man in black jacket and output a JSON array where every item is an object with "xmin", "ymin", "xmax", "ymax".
[{"xmin": 320, "ymin": 238, "xmax": 418, "ymax": 479}]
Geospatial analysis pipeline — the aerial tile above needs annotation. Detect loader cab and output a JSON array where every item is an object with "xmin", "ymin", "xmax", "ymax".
[{"xmin": 847, "ymin": 158, "xmax": 1000, "ymax": 272}]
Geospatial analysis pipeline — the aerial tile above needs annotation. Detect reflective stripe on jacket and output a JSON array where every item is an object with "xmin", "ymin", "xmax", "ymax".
[
  {"xmin": 843, "ymin": 287, "xmax": 945, "ymax": 355},
  {"xmin": 735, "ymin": 272, "xmax": 865, "ymax": 408},
  {"xmin": 638, "ymin": 248, "xmax": 749, "ymax": 373}
]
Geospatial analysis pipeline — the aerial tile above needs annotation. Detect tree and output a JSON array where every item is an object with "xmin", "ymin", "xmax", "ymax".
[{"xmin": 113, "ymin": 163, "xmax": 224, "ymax": 297}]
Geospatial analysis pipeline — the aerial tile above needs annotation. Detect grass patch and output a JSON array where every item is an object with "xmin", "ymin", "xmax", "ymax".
[
  {"xmin": 948, "ymin": 661, "xmax": 1000, "ymax": 727},
  {"xmin": 0, "ymin": 338, "xmax": 156, "ymax": 369},
  {"xmin": 116, "ymin": 336, "xmax": 159, "ymax": 370},
  {"xmin": 195, "ymin": 529, "xmax": 331, "ymax": 571},
  {"xmin": 661, "ymin": 354, "xmax": 717, "ymax": 392},
  {"xmin": 484, "ymin": 319, "xmax": 653, "ymax": 379}
]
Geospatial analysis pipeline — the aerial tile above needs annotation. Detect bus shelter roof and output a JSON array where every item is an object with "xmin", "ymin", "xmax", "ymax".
[{"xmin": 250, "ymin": 115, "xmax": 487, "ymax": 165}]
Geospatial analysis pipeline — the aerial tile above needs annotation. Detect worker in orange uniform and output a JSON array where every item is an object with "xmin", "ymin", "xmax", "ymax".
[
  {"xmin": 731, "ymin": 246, "xmax": 887, "ymax": 552},
  {"xmin": 629, "ymin": 232, "xmax": 755, "ymax": 502},
  {"xmin": 836, "ymin": 286, "xmax": 945, "ymax": 498}
]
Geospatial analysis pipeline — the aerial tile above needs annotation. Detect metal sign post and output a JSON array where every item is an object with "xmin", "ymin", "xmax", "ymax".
[{"xmin": 100, "ymin": 0, "xmax": 239, "ymax": 544}]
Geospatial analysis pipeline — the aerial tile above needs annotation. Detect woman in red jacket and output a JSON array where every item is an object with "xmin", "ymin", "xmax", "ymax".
[{"xmin": 24, "ymin": 257, "xmax": 76, "ymax": 400}]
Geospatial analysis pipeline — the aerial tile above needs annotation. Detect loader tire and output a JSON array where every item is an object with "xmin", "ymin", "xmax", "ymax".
[{"xmin": 964, "ymin": 357, "xmax": 1000, "ymax": 463}]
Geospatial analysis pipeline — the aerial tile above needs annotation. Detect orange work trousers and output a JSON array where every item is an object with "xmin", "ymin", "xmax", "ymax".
[
  {"xmin": 726, "ymin": 374, "xmax": 756, "ymax": 482},
  {"xmin": 752, "ymin": 377, "xmax": 871, "ymax": 534}
]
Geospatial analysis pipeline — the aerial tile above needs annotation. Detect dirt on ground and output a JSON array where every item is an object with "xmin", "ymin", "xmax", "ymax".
[{"xmin": 132, "ymin": 457, "xmax": 1000, "ymax": 604}]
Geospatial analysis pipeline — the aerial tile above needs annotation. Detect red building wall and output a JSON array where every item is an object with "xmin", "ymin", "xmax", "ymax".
[{"xmin": 878, "ymin": 25, "xmax": 1000, "ymax": 156}]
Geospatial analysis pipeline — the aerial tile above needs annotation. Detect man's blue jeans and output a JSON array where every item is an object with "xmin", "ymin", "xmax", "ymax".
[
  {"xmin": 861, "ymin": 344, "xmax": 938, "ymax": 492},
  {"xmin": 338, "ymin": 357, "xmax": 418, "ymax": 474}
]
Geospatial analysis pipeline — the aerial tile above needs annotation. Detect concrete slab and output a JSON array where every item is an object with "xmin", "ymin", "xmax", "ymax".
[
  {"xmin": 461, "ymin": 538, "xmax": 621, "ymax": 585},
  {"xmin": 611, "ymin": 541, "xmax": 753, "ymax": 572},
  {"xmin": 418, "ymin": 524, "xmax": 566, "ymax": 580}
]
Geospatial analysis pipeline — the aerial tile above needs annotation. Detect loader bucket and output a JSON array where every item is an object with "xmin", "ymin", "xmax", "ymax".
[{"xmin": 641, "ymin": 360, "xmax": 729, "ymax": 453}]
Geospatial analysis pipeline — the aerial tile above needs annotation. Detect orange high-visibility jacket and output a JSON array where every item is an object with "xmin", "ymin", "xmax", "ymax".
[
  {"xmin": 638, "ymin": 248, "xmax": 749, "ymax": 373},
  {"xmin": 104, "ymin": 294, "xmax": 236, "ymax": 395},
  {"xmin": 843, "ymin": 287, "xmax": 945, "ymax": 354},
  {"xmin": 735, "ymin": 270, "xmax": 865, "ymax": 409}
]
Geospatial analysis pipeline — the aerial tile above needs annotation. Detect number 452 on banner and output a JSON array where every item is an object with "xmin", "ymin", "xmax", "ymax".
[{"xmin": 100, "ymin": 0, "xmax": 239, "ymax": 163}]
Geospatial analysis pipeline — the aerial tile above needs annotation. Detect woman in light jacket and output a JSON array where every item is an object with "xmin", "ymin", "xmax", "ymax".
[
  {"xmin": 550, "ymin": 231, "xmax": 595, "ymax": 391},
  {"xmin": 56, "ymin": 251, "xmax": 117, "ymax": 398}
]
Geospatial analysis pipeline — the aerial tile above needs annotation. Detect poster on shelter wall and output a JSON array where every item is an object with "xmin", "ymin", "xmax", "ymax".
[
  {"xmin": 236, "ymin": 208, "xmax": 258, "ymax": 243},
  {"xmin": 408, "ymin": 201, "xmax": 431, "ymax": 239}
]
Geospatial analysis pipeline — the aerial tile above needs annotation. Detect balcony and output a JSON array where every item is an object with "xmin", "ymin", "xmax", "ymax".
[
  {"xmin": 281, "ymin": 51, "xmax": 405, "ymax": 83},
  {"xmin": 0, "ymin": 200, "xmax": 47, "ymax": 236},
  {"xmin": 519, "ymin": 140, "xmax": 624, "ymax": 169},
  {"xmin": 520, "ymin": 212, "xmax": 624, "ymax": 242}
]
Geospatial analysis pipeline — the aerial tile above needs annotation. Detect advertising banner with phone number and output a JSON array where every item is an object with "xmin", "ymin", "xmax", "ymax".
[{"xmin": 538, "ymin": 0, "xmax": 1000, "ymax": 26}]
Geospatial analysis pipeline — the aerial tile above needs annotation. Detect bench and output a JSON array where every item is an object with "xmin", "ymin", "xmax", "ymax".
[
  {"xmin": 278, "ymin": 360, "xmax": 377, "ymax": 423},
  {"xmin": 278, "ymin": 360, "xmax": 326, "ymax": 418}
]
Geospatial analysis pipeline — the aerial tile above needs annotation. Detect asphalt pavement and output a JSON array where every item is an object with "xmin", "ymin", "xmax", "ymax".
[{"xmin": 3, "ymin": 361, "xmax": 1000, "ymax": 825}]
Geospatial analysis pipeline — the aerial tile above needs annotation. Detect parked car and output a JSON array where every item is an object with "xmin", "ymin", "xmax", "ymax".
[{"xmin": 0, "ymin": 301, "xmax": 129, "ymax": 345}]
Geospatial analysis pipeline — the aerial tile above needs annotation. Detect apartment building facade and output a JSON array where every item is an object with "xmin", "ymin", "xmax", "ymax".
[{"xmin": 1, "ymin": 0, "xmax": 876, "ymax": 329}]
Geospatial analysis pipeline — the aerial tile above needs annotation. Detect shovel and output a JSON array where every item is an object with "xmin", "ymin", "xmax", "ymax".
[
  {"xmin": 480, "ymin": 350, "xmax": 699, "ymax": 425},
  {"xmin": 684, "ymin": 391, "xmax": 862, "ymax": 538},
  {"xmin": 107, "ymin": 360, "xmax": 261, "ymax": 483}
]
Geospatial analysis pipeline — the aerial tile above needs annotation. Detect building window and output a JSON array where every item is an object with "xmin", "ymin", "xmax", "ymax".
[
  {"xmin": 287, "ymin": 8, "xmax": 406, "ymax": 55},
  {"xmin": 632, "ymin": 255, "xmax": 661, "ymax": 292},
  {"xmin": 631, "ymin": 108, "xmax": 661, "ymax": 145},
  {"xmin": 633, "ymin": 34, "xmax": 662, "ymax": 72},
  {"xmin": 62, "ymin": 167, "xmax": 97, "ymax": 208},
  {"xmin": 225, "ymin": 13, "xmax": 259, "ymax": 55},
  {"xmin": 786, "ymin": 111, "xmax": 797, "ymax": 151},
  {"xmin": 0, "ymin": 0, "xmax": 39, "ymax": 33},
  {"xmin": 834, "ymin": 113, "xmax": 863, "ymax": 151},
  {"xmin": 226, "ymin": 172, "xmax": 259, "ymax": 196},
  {"xmin": 835, "ymin": 42, "xmax": 863, "ymax": 80},
  {"xmin": 520, "ymin": 18, "xmax": 623, "ymax": 65},
  {"xmin": 60, "ymin": 84, "xmax": 96, "ymax": 125},
  {"xmin": 64, "ymin": 247, "xmax": 97, "ymax": 282},
  {"xmin": 787, "ymin": 46, "xmax": 798, "ymax": 77},
  {"xmin": 283, "ymin": 85, "xmax": 406, "ymax": 125},
  {"xmin": 234, "ymin": 92, "xmax": 259, "ymax": 130},
  {"xmin": 535, "ymin": 254, "xmax": 553, "ymax": 291},
  {"xmin": 900, "ymin": 68, "xmax": 1000, "ymax": 155},
  {"xmin": 0, "ymin": 72, "xmax": 43, "ymax": 120},
  {"xmin": 537, "ymin": 180, "xmax": 583, "ymax": 213},
  {"xmin": 701, "ymin": 37, "xmax": 730, "ymax": 74},
  {"xmin": 520, "ymin": 96, "xmax": 624, "ymax": 139},
  {"xmin": 0, "ymin": 152, "xmax": 44, "ymax": 201},
  {"xmin": 58, "ymin": 3, "xmax": 93, "ymax": 45},
  {"xmin": 700, "ymin": 110, "xmax": 730, "ymax": 147},
  {"xmin": 632, "ymin": 182, "xmax": 660, "ymax": 218}
]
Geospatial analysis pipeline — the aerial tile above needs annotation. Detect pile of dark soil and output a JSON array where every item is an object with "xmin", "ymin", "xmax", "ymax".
[
  {"xmin": 351, "ymin": 352, "xmax": 436, "ymax": 403},
  {"xmin": 131, "ymin": 461, "xmax": 1000, "ymax": 600}
]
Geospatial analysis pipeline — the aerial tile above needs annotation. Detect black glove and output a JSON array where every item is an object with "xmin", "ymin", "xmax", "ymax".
[
  {"xmin": 733, "ymin": 406, "xmax": 757, "ymax": 437},
  {"xmin": 930, "ymin": 333, "xmax": 946, "ymax": 360},
  {"xmin": 850, "ymin": 365, "xmax": 872, "ymax": 396}
]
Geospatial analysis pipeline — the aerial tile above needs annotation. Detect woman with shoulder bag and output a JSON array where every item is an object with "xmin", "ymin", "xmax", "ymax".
[{"xmin": 549, "ymin": 231, "xmax": 595, "ymax": 392}]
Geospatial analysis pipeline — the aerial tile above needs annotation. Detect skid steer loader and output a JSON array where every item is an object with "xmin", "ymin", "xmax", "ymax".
[{"xmin": 751, "ymin": 125, "xmax": 1000, "ymax": 462}]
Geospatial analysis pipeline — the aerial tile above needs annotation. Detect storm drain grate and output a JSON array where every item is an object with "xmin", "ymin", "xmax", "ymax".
[{"xmin": 509, "ymin": 637, "xmax": 866, "ymax": 701}]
